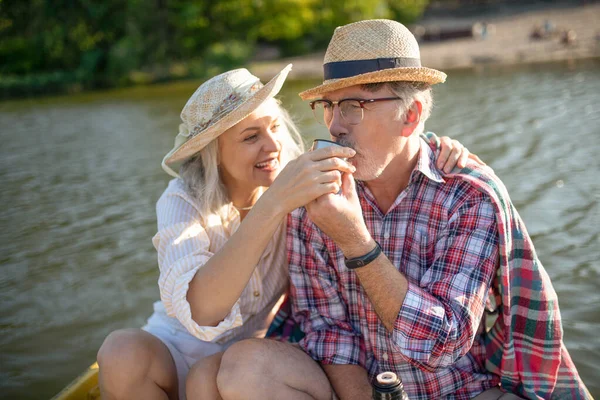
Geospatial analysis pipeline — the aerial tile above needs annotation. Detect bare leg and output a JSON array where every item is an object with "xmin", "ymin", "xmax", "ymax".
[
  {"xmin": 217, "ymin": 338, "xmax": 333, "ymax": 400},
  {"xmin": 186, "ymin": 352, "xmax": 224, "ymax": 400},
  {"xmin": 97, "ymin": 328, "xmax": 178, "ymax": 400}
]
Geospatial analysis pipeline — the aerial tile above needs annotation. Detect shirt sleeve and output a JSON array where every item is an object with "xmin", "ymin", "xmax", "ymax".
[
  {"xmin": 153, "ymin": 190, "xmax": 243, "ymax": 341},
  {"xmin": 287, "ymin": 208, "xmax": 366, "ymax": 368},
  {"xmin": 393, "ymin": 191, "xmax": 498, "ymax": 371}
]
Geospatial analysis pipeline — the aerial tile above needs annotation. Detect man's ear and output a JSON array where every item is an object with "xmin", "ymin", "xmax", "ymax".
[{"xmin": 400, "ymin": 100, "xmax": 422, "ymax": 137}]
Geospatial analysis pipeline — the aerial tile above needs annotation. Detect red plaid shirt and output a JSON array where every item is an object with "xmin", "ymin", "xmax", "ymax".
[{"xmin": 288, "ymin": 140, "xmax": 501, "ymax": 399}]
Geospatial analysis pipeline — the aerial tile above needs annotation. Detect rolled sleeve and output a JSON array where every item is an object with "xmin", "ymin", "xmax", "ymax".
[
  {"xmin": 288, "ymin": 208, "xmax": 365, "ymax": 368},
  {"xmin": 393, "ymin": 193, "xmax": 498, "ymax": 371},
  {"xmin": 171, "ymin": 266, "xmax": 243, "ymax": 342},
  {"xmin": 153, "ymin": 190, "xmax": 243, "ymax": 341}
]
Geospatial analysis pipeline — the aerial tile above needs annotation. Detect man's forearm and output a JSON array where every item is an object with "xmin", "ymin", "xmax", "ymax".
[
  {"xmin": 353, "ymin": 251, "xmax": 409, "ymax": 333},
  {"xmin": 322, "ymin": 364, "xmax": 371, "ymax": 400}
]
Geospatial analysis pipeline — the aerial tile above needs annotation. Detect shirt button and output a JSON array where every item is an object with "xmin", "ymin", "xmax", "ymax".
[
  {"xmin": 382, "ymin": 352, "xmax": 389, "ymax": 361},
  {"xmin": 383, "ymin": 231, "xmax": 390, "ymax": 239},
  {"xmin": 253, "ymin": 291, "xmax": 260, "ymax": 297}
]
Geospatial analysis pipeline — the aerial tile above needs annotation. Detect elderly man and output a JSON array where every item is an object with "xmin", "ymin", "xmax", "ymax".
[{"xmin": 217, "ymin": 20, "xmax": 589, "ymax": 400}]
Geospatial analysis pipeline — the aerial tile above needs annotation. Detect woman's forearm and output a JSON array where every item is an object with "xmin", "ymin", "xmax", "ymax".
[
  {"xmin": 186, "ymin": 196, "xmax": 286, "ymax": 326},
  {"xmin": 186, "ymin": 147, "xmax": 356, "ymax": 326}
]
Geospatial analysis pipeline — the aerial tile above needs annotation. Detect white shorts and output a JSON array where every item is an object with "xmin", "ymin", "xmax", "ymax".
[{"xmin": 142, "ymin": 302, "xmax": 224, "ymax": 400}]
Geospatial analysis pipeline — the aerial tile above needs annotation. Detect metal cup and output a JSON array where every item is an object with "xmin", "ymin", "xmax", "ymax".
[
  {"xmin": 310, "ymin": 139, "xmax": 350, "ymax": 162},
  {"xmin": 310, "ymin": 138, "xmax": 346, "ymax": 152},
  {"xmin": 310, "ymin": 139, "xmax": 350, "ymax": 195}
]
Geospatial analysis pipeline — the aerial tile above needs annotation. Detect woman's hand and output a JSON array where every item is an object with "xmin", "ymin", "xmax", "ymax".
[
  {"xmin": 261, "ymin": 146, "xmax": 356, "ymax": 215},
  {"xmin": 433, "ymin": 136, "xmax": 486, "ymax": 173}
]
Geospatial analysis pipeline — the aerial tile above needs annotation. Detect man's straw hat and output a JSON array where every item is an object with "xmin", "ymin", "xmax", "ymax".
[
  {"xmin": 299, "ymin": 20, "xmax": 446, "ymax": 100},
  {"xmin": 162, "ymin": 64, "xmax": 292, "ymax": 177}
]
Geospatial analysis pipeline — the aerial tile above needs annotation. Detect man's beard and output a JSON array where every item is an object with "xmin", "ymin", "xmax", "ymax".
[
  {"xmin": 334, "ymin": 137, "xmax": 381, "ymax": 181},
  {"xmin": 335, "ymin": 136, "xmax": 356, "ymax": 151}
]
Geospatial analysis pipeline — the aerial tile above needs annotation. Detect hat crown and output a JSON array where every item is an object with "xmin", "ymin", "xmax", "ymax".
[
  {"xmin": 324, "ymin": 19, "xmax": 420, "ymax": 64},
  {"xmin": 181, "ymin": 68, "xmax": 262, "ymax": 136}
]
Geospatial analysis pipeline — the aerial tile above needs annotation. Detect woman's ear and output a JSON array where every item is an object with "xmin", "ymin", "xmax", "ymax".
[{"xmin": 400, "ymin": 100, "xmax": 422, "ymax": 137}]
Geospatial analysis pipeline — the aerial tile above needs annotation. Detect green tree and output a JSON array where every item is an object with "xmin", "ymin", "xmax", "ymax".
[
  {"xmin": 0, "ymin": 0, "xmax": 432, "ymax": 97},
  {"xmin": 388, "ymin": 0, "xmax": 429, "ymax": 24}
]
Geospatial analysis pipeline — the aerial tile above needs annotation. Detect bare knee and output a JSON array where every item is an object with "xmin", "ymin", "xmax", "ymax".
[
  {"xmin": 218, "ymin": 339, "xmax": 332, "ymax": 400},
  {"xmin": 97, "ymin": 329, "xmax": 155, "ymax": 398},
  {"xmin": 186, "ymin": 352, "xmax": 223, "ymax": 400},
  {"xmin": 217, "ymin": 339, "xmax": 270, "ymax": 398},
  {"xmin": 97, "ymin": 329, "xmax": 149, "ymax": 374}
]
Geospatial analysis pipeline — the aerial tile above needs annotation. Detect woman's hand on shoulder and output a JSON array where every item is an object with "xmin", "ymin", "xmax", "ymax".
[
  {"xmin": 262, "ymin": 146, "xmax": 356, "ymax": 215},
  {"xmin": 434, "ymin": 135, "xmax": 486, "ymax": 174}
]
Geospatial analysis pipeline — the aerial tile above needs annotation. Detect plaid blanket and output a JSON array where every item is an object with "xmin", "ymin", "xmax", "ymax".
[
  {"xmin": 265, "ymin": 295, "xmax": 305, "ymax": 343},
  {"xmin": 426, "ymin": 133, "xmax": 591, "ymax": 399}
]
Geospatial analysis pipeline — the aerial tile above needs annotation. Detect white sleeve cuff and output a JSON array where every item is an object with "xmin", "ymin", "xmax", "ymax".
[{"xmin": 170, "ymin": 268, "xmax": 244, "ymax": 342}]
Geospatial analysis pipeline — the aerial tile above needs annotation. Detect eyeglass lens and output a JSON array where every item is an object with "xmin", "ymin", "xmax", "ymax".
[{"xmin": 311, "ymin": 100, "xmax": 364, "ymax": 126}]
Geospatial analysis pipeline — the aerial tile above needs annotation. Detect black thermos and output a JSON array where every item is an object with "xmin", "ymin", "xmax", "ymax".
[{"xmin": 372, "ymin": 372, "xmax": 409, "ymax": 400}]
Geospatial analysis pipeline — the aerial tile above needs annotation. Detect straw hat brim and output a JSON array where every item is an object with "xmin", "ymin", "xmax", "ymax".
[
  {"xmin": 299, "ymin": 66, "xmax": 446, "ymax": 100},
  {"xmin": 166, "ymin": 64, "xmax": 292, "ymax": 165}
]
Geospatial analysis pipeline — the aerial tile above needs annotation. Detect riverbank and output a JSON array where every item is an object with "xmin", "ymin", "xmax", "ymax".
[
  {"xmin": 249, "ymin": 3, "xmax": 600, "ymax": 81},
  {"xmin": 2, "ymin": 3, "xmax": 598, "ymax": 100}
]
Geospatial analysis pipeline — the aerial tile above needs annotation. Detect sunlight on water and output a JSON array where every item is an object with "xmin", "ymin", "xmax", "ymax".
[{"xmin": 0, "ymin": 60, "xmax": 598, "ymax": 398}]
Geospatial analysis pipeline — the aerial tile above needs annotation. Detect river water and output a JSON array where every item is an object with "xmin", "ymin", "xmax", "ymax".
[{"xmin": 0, "ymin": 59, "xmax": 598, "ymax": 399}]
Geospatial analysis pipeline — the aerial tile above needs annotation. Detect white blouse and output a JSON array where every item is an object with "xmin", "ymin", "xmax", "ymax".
[{"xmin": 152, "ymin": 178, "xmax": 289, "ymax": 344}]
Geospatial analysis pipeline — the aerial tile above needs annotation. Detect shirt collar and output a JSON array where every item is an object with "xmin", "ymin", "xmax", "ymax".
[
  {"xmin": 356, "ymin": 138, "xmax": 445, "ymax": 190},
  {"xmin": 356, "ymin": 138, "xmax": 445, "ymax": 213},
  {"xmin": 412, "ymin": 138, "xmax": 445, "ymax": 184}
]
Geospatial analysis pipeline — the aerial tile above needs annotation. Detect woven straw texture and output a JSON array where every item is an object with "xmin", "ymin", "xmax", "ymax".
[
  {"xmin": 299, "ymin": 20, "xmax": 446, "ymax": 100},
  {"xmin": 165, "ymin": 64, "xmax": 291, "ymax": 165},
  {"xmin": 324, "ymin": 19, "xmax": 420, "ymax": 63}
]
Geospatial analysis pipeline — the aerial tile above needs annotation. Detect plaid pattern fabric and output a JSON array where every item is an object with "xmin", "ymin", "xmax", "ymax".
[
  {"xmin": 289, "ymin": 133, "xmax": 590, "ymax": 399},
  {"xmin": 288, "ymin": 138, "xmax": 501, "ymax": 399},
  {"xmin": 265, "ymin": 294, "xmax": 305, "ymax": 343},
  {"xmin": 430, "ymin": 149, "xmax": 592, "ymax": 397}
]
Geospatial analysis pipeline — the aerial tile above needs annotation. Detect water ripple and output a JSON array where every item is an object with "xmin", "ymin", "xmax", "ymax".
[{"xmin": 1, "ymin": 60, "xmax": 599, "ymax": 398}]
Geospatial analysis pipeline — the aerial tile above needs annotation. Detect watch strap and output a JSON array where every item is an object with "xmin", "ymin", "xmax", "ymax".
[{"xmin": 345, "ymin": 241, "xmax": 382, "ymax": 270}]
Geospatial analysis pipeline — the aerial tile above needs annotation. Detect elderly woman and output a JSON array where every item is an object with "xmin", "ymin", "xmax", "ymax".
[{"xmin": 97, "ymin": 65, "xmax": 478, "ymax": 400}]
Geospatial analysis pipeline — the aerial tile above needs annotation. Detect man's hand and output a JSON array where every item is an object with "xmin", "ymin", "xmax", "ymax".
[
  {"xmin": 263, "ymin": 145, "xmax": 355, "ymax": 217},
  {"xmin": 305, "ymin": 172, "xmax": 375, "ymax": 258}
]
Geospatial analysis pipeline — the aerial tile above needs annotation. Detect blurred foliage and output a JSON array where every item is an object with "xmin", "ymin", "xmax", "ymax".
[
  {"xmin": 389, "ymin": 0, "xmax": 431, "ymax": 23},
  {"xmin": 0, "ymin": 0, "xmax": 430, "ymax": 98}
]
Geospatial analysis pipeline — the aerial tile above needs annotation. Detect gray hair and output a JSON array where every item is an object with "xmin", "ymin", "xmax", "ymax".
[
  {"xmin": 179, "ymin": 99, "xmax": 304, "ymax": 219},
  {"xmin": 361, "ymin": 81, "xmax": 433, "ymax": 134}
]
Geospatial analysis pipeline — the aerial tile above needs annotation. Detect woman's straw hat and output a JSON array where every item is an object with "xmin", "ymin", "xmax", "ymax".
[
  {"xmin": 162, "ymin": 64, "xmax": 292, "ymax": 176},
  {"xmin": 299, "ymin": 20, "xmax": 446, "ymax": 100}
]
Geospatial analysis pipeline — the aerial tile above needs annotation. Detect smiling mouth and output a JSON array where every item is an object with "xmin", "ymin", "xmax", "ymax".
[{"xmin": 255, "ymin": 158, "xmax": 279, "ymax": 171}]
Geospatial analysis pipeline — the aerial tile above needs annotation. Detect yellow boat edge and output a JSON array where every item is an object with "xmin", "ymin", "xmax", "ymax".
[{"xmin": 51, "ymin": 362, "xmax": 100, "ymax": 400}]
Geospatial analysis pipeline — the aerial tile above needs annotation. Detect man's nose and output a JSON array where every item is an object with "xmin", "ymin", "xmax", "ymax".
[{"xmin": 328, "ymin": 107, "xmax": 348, "ymax": 139}]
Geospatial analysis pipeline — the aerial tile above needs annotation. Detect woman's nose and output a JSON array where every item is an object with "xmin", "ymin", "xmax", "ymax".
[{"xmin": 263, "ymin": 130, "xmax": 281, "ymax": 152}]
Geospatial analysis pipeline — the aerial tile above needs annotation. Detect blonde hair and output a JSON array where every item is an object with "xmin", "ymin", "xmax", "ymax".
[
  {"xmin": 179, "ymin": 99, "xmax": 304, "ymax": 219},
  {"xmin": 361, "ymin": 81, "xmax": 433, "ymax": 134}
]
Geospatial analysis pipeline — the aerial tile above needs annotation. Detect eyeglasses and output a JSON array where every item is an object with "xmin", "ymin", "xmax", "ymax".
[{"xmin": 309, "ymin": 97, "xmax": 402, "ymax": 126}]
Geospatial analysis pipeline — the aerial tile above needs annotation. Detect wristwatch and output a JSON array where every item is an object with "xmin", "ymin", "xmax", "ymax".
[{"xmin": 344, "ymin": 241, "xmax": 382, "ymax": 270}]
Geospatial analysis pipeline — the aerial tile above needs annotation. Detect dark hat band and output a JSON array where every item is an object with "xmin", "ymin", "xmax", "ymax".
[{"xmin": 323, "ymin": 57, "xmax": 422, "ymax": 80}]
